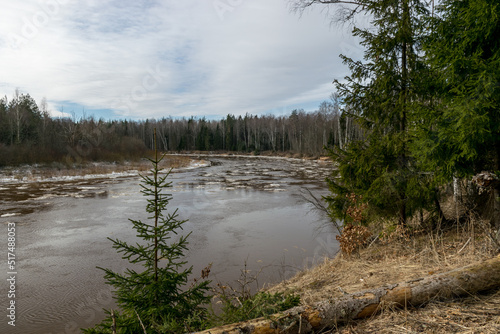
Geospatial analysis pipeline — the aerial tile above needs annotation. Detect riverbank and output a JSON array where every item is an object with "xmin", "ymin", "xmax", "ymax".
[
  {"xmin": 0, "ymin": 155, "xmax": 208, "ymax": 183},
  {"xmin": 0, "ymin": 151, "xmax": 328, "ymax": 183},
  {"xmin": 176, "ymin": 150, "xmax": 328, "ymax": 160},
  {"xmin": 266, "ymin": 227, "xmax": 500, "ymax": 333}
]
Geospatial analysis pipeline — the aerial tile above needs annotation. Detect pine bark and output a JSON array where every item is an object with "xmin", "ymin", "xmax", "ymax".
[{"xmin": 197, "ymin": 255, "xmax": 500, "ymax": 334}]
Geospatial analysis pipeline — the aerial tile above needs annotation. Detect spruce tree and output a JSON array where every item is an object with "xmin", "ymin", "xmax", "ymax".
[
  {"xmin": 315, "ymin": 0, "xmax": 434, "ymax": 225},
  {"xmin": 413, "ymin": 0, "xmax": 500, "ymax": 229},
  {"xmin": 415, "ymin": 0, "xmax": 500, "ymax": 179},
  {"xmin": 84, "ymin": 130, "xmax": 210, "ymax": 334}
]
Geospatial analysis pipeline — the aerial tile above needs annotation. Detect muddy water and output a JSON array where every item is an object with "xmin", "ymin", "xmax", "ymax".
[{"xmin": 0, "ymin": 156, "xmax": 339, "ymax": 334}]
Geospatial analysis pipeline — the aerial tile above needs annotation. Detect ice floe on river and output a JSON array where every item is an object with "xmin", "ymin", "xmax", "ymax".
[
  {"xmin": 0, "ymin": 168, "xmax": 139, "ymax": 184},
  {"xmin": 0, "ymin": 159, "xmax": 211, "ymax": 185}
]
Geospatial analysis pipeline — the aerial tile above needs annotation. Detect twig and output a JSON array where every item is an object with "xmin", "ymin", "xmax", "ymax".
[
  {"xmin": 338, "ymin": 286, "xmax": 348, "ymax": 295},
  {"xmin": 111, "ymin": 309, "xmax": 117, "ymax": 334},
  {"xmin": 367, "ymin": 235, "xmax": 379, "ymax": 249},
  {"xmin": 394, "ymin": 325, "xmax": 418, "ymax": 334},
  {"xmin": 457, "ymin": 237, "xmax": 471, "ymax": 255},
  {"xmin": 428, "ymin": 232, "xmax": 442, "ymax": 265},
  {"xmin": 135, "ymin": 309, "xmax": 147, "ymax": 334},
  {"xmin": 282, "ymin": 320, "xmax": 297, "ymax": 333},
  {"xmin": 300, "ymin": 187, "xmax": 343, "ymax": 234},
  {"xmin": 446, "ymin": 320, "xmax": 471, "ymax": 330}
]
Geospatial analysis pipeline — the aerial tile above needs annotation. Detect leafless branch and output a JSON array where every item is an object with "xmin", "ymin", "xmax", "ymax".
[
  {"xmin": 111, "ymin": 309, "xmax": 117, "ymax": 334},
  {"xmin": 134, "ymin": 309, "xmax": 147, "ymax": 334},
  {"xmin": 300, "ymin": 187, "xmax": 343, "ymax": 234},
  {"xmin": 288, "ymin": 0, "xmax": 365, "ymax": 26}
]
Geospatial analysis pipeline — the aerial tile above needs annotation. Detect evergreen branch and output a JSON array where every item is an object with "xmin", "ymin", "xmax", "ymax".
[{"xmin": 108, "ymin": 237, "xmax": 153, "ymax": 264}]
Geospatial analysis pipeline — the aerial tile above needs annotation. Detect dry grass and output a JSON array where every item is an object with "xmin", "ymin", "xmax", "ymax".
[
  {"xmin": 337, "ymin": 290, "xmax": 500, "ymax": 333},
  {"xmin": 267, "ymin": 225, "xmax": 500, "ymax": 333}
]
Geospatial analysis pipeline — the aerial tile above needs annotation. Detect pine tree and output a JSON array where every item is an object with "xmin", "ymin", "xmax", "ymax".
[{"xmin": 84, "ymin": 130, "xmax": 211, "ymax": 334}]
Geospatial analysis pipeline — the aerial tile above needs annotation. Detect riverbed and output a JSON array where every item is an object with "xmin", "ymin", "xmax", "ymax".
[{"xmin": 0, "ymin": 155, "xmax": 339, "ymax": 334}]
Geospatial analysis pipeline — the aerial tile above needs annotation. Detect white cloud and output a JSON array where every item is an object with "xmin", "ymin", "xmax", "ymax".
[{"xmin": 0, "ymin": 0, "xmax": 364, "ymax": 119}]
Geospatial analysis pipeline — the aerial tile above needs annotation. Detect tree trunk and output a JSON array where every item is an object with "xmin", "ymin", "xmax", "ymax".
[
  {"xmin": 434, "ymin": 194, "xmax": 447, "ymax": 228},
  {"xmin": 196, "ymin": 255, "xmax": 500, "ymax": 334},
  {"xmin": 338, "ymin": 116, "xmax": 343, "ymax": 150},
  {"xmin": 495, "ymin": 143, "xmax": 500, "ymax": 234}
]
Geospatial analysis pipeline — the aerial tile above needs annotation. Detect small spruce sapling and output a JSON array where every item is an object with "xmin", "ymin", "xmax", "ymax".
[{"xmin": 84, "ymin": 130, "xmax": 210, "ymax": 334}]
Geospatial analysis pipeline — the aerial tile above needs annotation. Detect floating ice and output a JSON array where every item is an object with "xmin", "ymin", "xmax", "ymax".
[{"xmin": 1, "ymin": 213, "xmax": 19, "ymax": 217}]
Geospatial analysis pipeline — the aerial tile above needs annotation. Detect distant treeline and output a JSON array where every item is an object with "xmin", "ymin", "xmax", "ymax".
[{"xmin": 0, "ymin": 90, "xmax": 362, "ymax": 166}]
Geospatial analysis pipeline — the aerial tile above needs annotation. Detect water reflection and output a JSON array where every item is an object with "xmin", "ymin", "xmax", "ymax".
[{"xmin": 0, "ymin": 156, "xmax": 338, "ymax": 334}]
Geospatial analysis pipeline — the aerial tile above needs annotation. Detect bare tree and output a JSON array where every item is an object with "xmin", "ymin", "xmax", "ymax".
[
  {"xmin": 11, "ymin": 89, "xmax": 23, "ymax": 144},
  {"xmin": 288, "ymin": 0, "xmax": 365, "ymax": 24}
]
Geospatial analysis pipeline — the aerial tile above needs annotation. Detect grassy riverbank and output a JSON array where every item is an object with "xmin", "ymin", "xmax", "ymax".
[{"xmin": 267, "ymin": 226, "xmax": 500, "ymax": 333}]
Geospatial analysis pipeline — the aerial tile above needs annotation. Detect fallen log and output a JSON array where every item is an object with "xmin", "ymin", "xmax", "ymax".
[{"xmin": 196, "ymin": 255, "xmax": 500, "ymax": 334}]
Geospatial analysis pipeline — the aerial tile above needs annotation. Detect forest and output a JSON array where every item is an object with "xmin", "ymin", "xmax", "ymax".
[
  {"xmin": 2, "ymin": 0, "xmax": 500, "ymax": 229},
  {"xmin": 0, "ymin": 91, "xmax": 361, "ymax": 165},
  {"xmin": 2, "ymin": 0, "xmax": 500, "ymax": 332},
  {"xmin": 1, "ymin": 0, "xmax": 499, "ymax": 231}
]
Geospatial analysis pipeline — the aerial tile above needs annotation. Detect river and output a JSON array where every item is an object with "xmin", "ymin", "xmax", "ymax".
[{"xmin": 0, "ymin": 155, "xmax": 339, "ymax": 334}]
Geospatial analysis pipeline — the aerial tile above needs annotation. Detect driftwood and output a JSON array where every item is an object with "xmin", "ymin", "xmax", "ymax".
[{"xmin": 197, "ymin": 255, "xmax": 500, "ymax": 334}]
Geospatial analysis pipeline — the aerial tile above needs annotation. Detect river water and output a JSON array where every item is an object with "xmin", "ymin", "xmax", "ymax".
[{"xmin": 0, "ymin": 155, "xmax": 339, "ymax": 334}]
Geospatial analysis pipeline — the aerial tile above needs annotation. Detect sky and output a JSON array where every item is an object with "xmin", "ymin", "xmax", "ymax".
[{"xmin": 0, "ymin": 0, "xmax": 364, "ymax": 120}]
